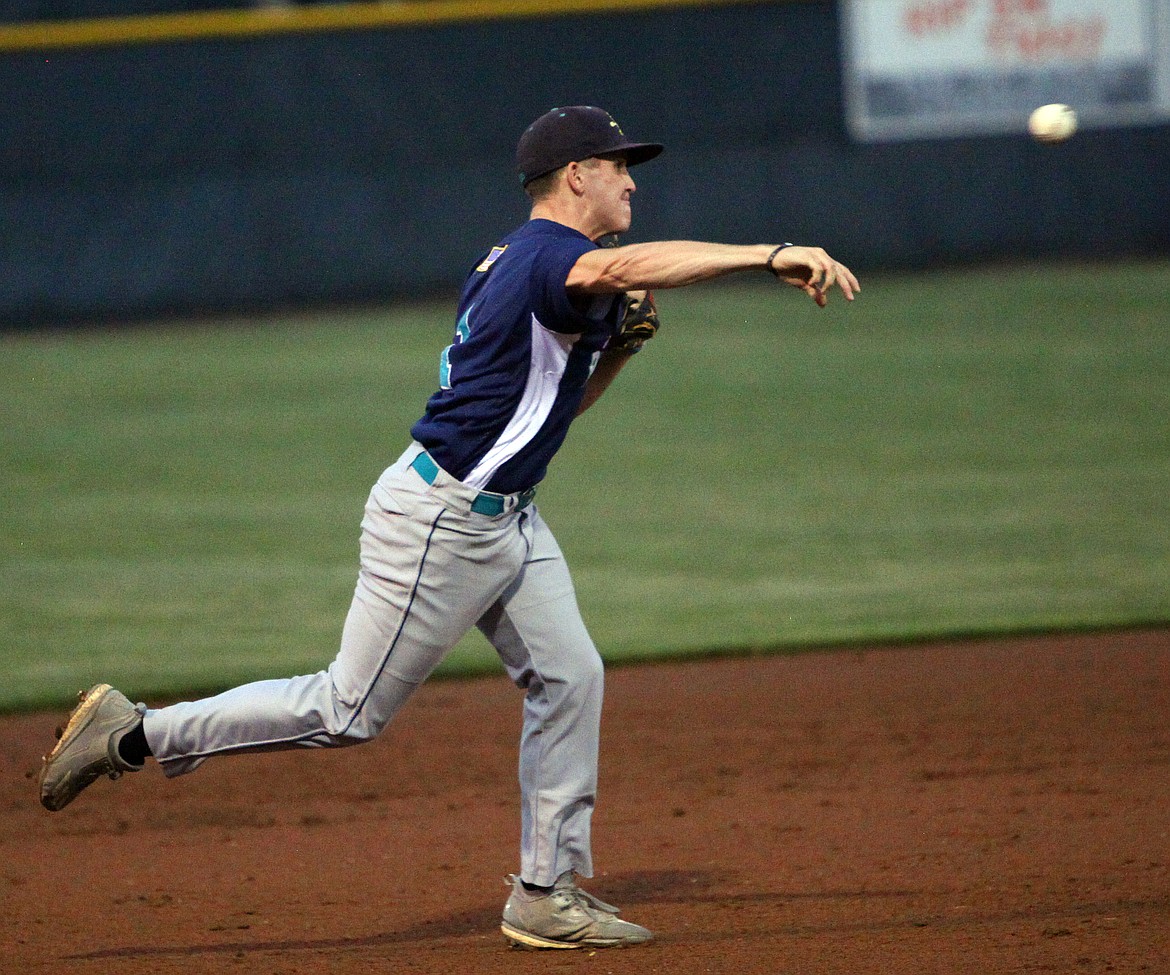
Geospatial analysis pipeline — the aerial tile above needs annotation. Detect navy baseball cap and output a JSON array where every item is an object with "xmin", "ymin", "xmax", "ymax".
[{"xmin": 516, "ymin": 106, "xmax": 664, "ymax": 187}]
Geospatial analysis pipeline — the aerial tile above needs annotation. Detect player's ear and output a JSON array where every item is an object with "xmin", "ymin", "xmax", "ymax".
[{"xmin": 565, "ymin": 161, "xmax": 587, "ymax": 196}]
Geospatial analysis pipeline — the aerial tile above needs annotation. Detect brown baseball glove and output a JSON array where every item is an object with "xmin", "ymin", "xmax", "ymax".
[
  {"xmin": 596, "ymin": 234, "xmax": 660, "ymax": 355},
  {"xmin": 609, "ymin": 289, "xmax": 660, "ymax": 354}
]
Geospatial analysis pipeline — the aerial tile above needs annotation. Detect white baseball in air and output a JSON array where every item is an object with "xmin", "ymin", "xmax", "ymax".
[{"xmin": 1028, "ymin": 103, "xmax": 1077, "ymax": 144}]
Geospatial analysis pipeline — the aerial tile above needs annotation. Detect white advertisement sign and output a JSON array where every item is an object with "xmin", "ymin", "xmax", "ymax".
[{"xmin": 842, "ymin": 0, "xmax": 1170, "ymax": 141}]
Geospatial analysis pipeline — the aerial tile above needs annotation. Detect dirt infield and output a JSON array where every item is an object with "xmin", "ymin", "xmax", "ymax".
[{"xmin": 3, "ymin": 628, "xmax": 1167, "ymax": 975}]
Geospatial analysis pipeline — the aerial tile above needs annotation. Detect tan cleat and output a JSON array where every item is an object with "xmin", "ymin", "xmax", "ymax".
[
  {"xmin": 501, "ymin": 872, "xmax": 653, "ymax": 949},
  {"xmin": 38, "ymin": 683, "xmax": 144, "ymax": 812}
]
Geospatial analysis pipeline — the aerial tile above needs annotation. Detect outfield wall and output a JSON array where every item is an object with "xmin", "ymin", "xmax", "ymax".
[{"xmin": 3, "ymin": 0, "xmax": 1168, "ymax": 325}]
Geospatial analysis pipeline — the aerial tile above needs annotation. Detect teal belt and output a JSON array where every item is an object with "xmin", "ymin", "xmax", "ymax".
[{"xmin": 410, "ymin": 451, "xmax": 535, "ymax": 516}]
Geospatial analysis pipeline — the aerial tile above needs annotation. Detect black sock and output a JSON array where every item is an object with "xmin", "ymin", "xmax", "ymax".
[
  {"xmin": 117, "ymin": 721, "xmax": 151, "ymax": 766},
  {"xmin": 521, "ymin": 881, "xmax": 552, "ymax": 894}
]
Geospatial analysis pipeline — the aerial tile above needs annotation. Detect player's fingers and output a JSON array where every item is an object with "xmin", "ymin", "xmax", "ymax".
[
  {"xmin": 786, "ymin": 250, "xmax": 859, "ymax": 305},
  {"xmin": 805, "ymin": 255, "xmax": 826, "ymax": 289},
  {"xmin": 832, "ymin": 265, "xmax": 856, "ymax": 301},
  {"xmin": 802, "ymin": 282, "xmax": 828, "ymax": 307},
  {"xmin": 821, "ymin": 260, "xmax": 838, "ymax": 294},
  {"xmin": 838, "ymin": 264, "xmax": 861, "ymax": 298}
]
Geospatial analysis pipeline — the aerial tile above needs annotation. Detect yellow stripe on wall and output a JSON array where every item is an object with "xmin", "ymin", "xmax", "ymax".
[{"xmin": 0, "ymin": 0, "xmax": 787, "ymax": 52}]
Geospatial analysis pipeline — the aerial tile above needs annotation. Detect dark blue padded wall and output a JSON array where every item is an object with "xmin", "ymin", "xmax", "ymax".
[{"xmin": 2, "ymin": 2, "xmax": 1166, "ymax": 324}]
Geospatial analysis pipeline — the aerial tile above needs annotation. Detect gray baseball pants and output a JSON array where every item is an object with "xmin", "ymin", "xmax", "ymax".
[{"xmin": 141, "ymin": 442, "xmax": 603, "ymax": 886}]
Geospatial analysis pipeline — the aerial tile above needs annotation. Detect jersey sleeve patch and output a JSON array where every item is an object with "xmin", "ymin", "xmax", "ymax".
[{"xmin": 476, "ymin": 245, "xmax": 508, "ymax": 273}]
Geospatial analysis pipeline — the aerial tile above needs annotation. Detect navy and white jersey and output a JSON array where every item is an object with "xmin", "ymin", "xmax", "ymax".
[{"xmin": 410, "ymin": 219, "xmax": 621, "ymax": 494}]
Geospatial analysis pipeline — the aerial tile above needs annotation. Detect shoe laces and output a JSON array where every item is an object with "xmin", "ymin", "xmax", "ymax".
[
  {"xmin": 552, "ymin": 874, "xmax": 620, "ymax": 916},
  {"xmin": 568, "ymin": 886, "xmax": 617, "ymax": 915},
  {"xmin": 506, "ymin": 873, "xmax": 620, "ymax": 917}
]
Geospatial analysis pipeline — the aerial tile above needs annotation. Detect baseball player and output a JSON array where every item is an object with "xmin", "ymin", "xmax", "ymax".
[{"xmin": 38, "ymin": 105, "xmax": 858, "ymax": 950}]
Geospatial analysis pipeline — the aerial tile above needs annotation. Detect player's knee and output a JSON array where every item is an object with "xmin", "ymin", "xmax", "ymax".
[
  {"xmin": 560, "ymin": 648, "xmax": 605, "ymax": 709},
  {"xmin": 324, "ymin": 671, "xmax": 416, "ymax": 744},
  {"xmin": 577, "ymin": 648, "xmax": 605, "ymax": 689},
  {"xmin": 332, "ymin": 718, "xmax": 381, "ymax": 746},
  {"xmin": 321, "ymin": 700, "xmax": 391, "ymax": 745}
]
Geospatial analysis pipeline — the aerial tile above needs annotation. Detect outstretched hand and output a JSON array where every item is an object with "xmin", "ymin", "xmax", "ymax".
[{"xmin": 770, "ymin": 245, "xmax": 860, "ymax": 307}]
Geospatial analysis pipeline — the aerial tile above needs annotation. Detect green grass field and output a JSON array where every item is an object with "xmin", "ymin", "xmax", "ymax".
[{"xmin": 3, "ymin": 259, "xmax": 1168, "ymax": 711}]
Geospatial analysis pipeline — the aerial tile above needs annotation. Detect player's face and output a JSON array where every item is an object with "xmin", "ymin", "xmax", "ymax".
[{"xmin": 583, "ymin": 155, "xmax": 636, "ymax": 235}]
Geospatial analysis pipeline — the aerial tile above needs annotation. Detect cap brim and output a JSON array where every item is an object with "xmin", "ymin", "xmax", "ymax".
[
  {"xmin": 520, "ymin": 141, "xmax": 665, "ymax": 186},
  {"xmin": 606, "ymin": 142, "xmax": 664, "ymax": 167}
]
